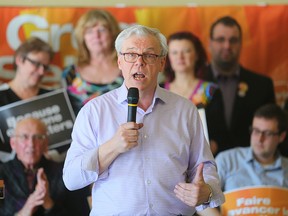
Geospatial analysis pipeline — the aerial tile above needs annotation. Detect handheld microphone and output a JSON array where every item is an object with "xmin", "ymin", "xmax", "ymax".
[{"xmin": 127, "ymin": 87, "xmax": 139, "ymax": 122}]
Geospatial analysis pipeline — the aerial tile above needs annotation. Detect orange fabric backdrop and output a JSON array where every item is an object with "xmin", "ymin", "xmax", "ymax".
[{"xmin": 0, "ymin": 6, "xmax": 287, "ymax": 105}]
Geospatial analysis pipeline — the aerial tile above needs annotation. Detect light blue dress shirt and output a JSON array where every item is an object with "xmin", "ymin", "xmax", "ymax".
[
  {"xmin": 63, "ymin": 84, "xmax": 224, "ymax": 216},
  {"xmin": 216, "ymin": 147, "xmax": 288, "ymax": 192}
]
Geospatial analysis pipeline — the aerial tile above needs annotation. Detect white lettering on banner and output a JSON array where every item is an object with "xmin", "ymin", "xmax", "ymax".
[
  {"xmin": 227, "ymin": 196, "xmax": 288, "ymax": 215},
  {"xmin": 228, "ymin": 206, "xmax": 280, "ymax": 215},
  {"xmin": 42, "ymin": 113, "xmax": 62, "ymax": 125},
  {"xmin": 4, "ymin": 106, "xmax": 73, "ymax": 137},
  {"xmin": 48, "ymin": 120, "xmax": 73, "ymax": 134},
  {"xmin": 6, "ymin": 128, "xmax": 14, "ymax": 138},
  {"xmin": 236, "ymin": 196, "xmax": 271, "ymax": 206},
  {"xmin": 7, "ymin": 15, "xmax": 48, "ymax": 50},
  {"xmin": 50, "ymin": 24, "xmax": 77, "ymax": 51},
  {"xmin": 5, "ymin": 118, "xmax": 73, "ymax": 138},
  {"xmin": 6, "ymin": 105, "xmax": 61, "ymax": 128},
  {"xmin": 6, "ymin": 14, "xmax": 75, "ymax": 52}
]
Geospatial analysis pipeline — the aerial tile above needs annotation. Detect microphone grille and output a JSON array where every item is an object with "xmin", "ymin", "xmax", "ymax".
[{"xmin": 127, "ymin": 87, "xmax": 139, "ymax": 104}]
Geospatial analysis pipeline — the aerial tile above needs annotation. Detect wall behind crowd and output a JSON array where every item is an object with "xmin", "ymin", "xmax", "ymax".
[
  {"xmin": 0, "ymin": 1, "xmax": 287, "ymax": 106},
  {"xmin": 1, "ymin": 0, "xmax": 288, "ymax": 6}
]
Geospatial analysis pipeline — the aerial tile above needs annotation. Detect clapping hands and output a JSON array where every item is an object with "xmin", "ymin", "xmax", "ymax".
[{"xmin": 17, "ymin": 168, "xmax": 54, "ymax": 216}]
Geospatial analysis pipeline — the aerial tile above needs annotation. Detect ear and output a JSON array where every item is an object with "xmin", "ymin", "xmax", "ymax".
[
  {"xmin": 279, "ymin": 131, "xmax": 287, "ymax": 143},
  {"xmin": 159, "ymin": 56, "xmax": 166, "ymax": 71},
  {"xmin": 208, "ymin": 39, "xmax": 213, "ymax": 53},
  {"xmin": 10, "ymin": 137, "xmax": 17, "ymax": 151},
  {"xmin": 15, "ymin": 55, "xmax": 24, "ymax": 65},
  {"xmin": 43, "ymin": 138, "xmax": 49, "ymax": 152},
  {"xmin": 117, "ymin": 56, "xmax": 122, "ymax": 71}
]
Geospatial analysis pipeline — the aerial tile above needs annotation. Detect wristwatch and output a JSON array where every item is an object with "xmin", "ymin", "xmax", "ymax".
[{"xmin": 203, "ymin": 184, "xmax": 213, "ymax": 204}]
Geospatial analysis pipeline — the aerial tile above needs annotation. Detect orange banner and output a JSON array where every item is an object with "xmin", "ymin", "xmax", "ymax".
[
  {"xmin": 0, "ymin": 6, "xmax": 287, "ymax": 105},
  {"xmin": 221, "ymin": 186, "xmax": 288, "ymax": 216}
]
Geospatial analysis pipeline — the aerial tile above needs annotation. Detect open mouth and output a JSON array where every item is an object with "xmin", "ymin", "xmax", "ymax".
[{"xmin": 133, "ymin": 72, "xmax": 145, "ymax": 80}]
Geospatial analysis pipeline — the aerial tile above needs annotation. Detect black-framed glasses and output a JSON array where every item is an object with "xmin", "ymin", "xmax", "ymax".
[
  {"xmin": 120, "ymin": 52, "xmax": 162, "ymax": 64},
  {"xmin": 13, "ymin": 134, "xmax": 47, "ymax": 143},
  {"xmin": 211, "ymin": 37, "xmax": 240, "ymax": 45},
  {"xmin": 249, "ymin": 127, "xmax": 280, "ymax": 138},
  {"xmin": 24, "ymin": 56, "xmax": 50, "ymax": 72}
]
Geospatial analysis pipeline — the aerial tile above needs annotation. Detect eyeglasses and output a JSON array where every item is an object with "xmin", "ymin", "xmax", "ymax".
[
  {"xmin": 24, "ymin": 56, "xmax": 50, "ymax": 72},
  {"xmin": 85, "ymin": 26, "xmax": 109, "ymax": 35},
  {"xmin": 211, "ymin": 37, "xmax": 240, "ymax": 45},
  {"xmin": 119, "ymin": 52, "xmax": 162, "ymax": 65},
  {"xmin": 250, "ymin": 127, "xmax": 280, "ymax": 138},
  {"xmin": 13, "ymin": 134, "xmax": 47, "ymax": 143}
]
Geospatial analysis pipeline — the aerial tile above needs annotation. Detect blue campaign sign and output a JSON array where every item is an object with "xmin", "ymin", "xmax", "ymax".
[{"xmin": 0, "ymin": 88, "xmax": 75, "ymax": 154}]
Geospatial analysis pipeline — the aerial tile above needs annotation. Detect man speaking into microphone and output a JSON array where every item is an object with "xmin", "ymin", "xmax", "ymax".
[{"xmin": 63, "ymin": 25, "xmax": 224, "ymax": 215}]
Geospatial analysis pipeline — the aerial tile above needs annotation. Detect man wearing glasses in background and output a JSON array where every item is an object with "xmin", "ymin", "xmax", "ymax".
[
  {"xmin": 217, "ymin": 103, "xmax": 288, "ymax": 191},
  {"xmin": 0, "ymin": 117, "xmax": 90, "ymax": 216},
  {"xmin": 198, "ymin": 103, "xmax": 288, "ymax": 215},
  {"xmin": 0, "ymin": 37, "xmax": 54, "ymax": 163},
  {"xmin": 203, "ymin": 16, "xmax": 276, "ymax": 156}
]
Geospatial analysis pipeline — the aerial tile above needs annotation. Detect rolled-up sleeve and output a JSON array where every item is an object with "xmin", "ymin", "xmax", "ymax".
[{"xmin": 63, "ymin": 104, "xmax": 100, "ymax": 190}]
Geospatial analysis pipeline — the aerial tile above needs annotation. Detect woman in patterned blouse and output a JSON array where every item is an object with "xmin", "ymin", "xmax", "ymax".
[{"xmin": 62, "ymin": 10, "xmax": 123, "ymax": 115}]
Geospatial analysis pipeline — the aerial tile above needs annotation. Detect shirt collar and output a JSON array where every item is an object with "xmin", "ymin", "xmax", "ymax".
[
  {"xmin": 245, "ymin": 147, "xmax": 255, "ymax": 163},
  {"xmin": 117, "ymin": 83, "xmax": 129, "ymax": 105},
  {"xmin": 117, "ymin": 83, "xmax": 166, "ymax": 106},
  {"xmin": 245, "ymin": 147, "xmax": 283, "ymax": 170}
]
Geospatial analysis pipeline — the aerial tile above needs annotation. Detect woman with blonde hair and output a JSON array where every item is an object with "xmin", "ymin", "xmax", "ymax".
[{"xmin": 62, "ymin": 10, "xmax": 123, "ymax": 114}]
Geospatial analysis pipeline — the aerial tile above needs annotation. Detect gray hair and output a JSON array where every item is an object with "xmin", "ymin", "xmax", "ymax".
[{"xmin": 115, "ymin": 24, "xmax": 168, "ymax": 56}]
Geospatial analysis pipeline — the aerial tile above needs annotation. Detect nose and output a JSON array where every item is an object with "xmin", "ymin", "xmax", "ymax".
[
  {"xmin": 179, "ymin": 52, "xmax": 185, "ymax": 59},
  {"xmin": 260, "ymin": 133, "xmax": 266, "ymax": 142},
  {"xmin": 95, "ymin": 30, "xmax": 101, "ymax": 38},
  {"xmin": 26, "ymin": 136, "xmax": 38, "ymax": 147},
  {"xmin": 257, "ymin": 132, "xmax": 266, "ymax": 143},
  {"xmin": 223, "ymin": 40, "xmax": 231, "ymax": 49},
  {"xmin": 134, "ymin": 55, "xmax": 145, "ymax": 66},
  {"xmin": 37, "ymin": 65, "xmax": 45, "ymax": 75}
]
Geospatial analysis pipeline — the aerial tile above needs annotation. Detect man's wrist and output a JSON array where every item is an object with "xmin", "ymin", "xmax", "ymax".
[
  {"xmin": 43, "ymin": 198, "xmax": 54, "ymax": 210},
  {"xmin": 203, "ymin": 184, "xmax": 213, "ymax": 204}
]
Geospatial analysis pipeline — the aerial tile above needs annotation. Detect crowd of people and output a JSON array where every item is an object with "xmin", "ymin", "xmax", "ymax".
[{"xmin": 0, "ymin": 9, "xmax": 287, "ymax": 216}]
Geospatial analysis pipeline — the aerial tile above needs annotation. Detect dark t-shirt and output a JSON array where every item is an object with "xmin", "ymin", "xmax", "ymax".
[{"xmin": 0, "ymin": 86, "xmax": 50, "ymax": 106}]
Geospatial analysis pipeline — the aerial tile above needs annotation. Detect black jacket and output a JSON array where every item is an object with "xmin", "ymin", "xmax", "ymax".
[
  {"xmin": 203, "ymin": 65, "xmax": 276, "ymax": 154},
  {"xmin": 0, "ymin": 157, "xmax": 90, "ymax": 216}
]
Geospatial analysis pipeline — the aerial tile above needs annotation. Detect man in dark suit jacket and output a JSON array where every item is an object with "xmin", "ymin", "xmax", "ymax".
[
  {"xmin": 204, "ymin": 16, "xmax": 276, "ymax": 155},
  {"xmin": 0, "ymin": 118, "xmax": 90, "ymax": 216}
]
